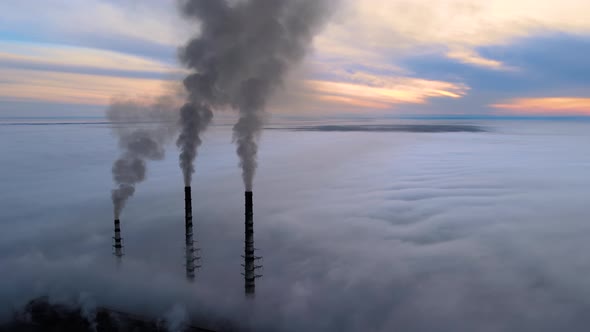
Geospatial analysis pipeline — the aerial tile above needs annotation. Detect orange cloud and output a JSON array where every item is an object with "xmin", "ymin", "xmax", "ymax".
[
  {"xmin": 491, "ymin": 98, "xmax": 590, "ymax": 115},
  {"xmin": 267, "ymin": 64, "xmax": 470, "ymax": 114},
  {"xmin": 318, "ymin": 0, "xmax": 590, "ymax": 71},
  {"xmin": 315, "ymin": 94, "xmax": 392, "ymax": 110},
  {"xmin": 306, "ymin": 75, "xmax": 468, "ymax": 110},
  {"xmin": 446, "ymin": 48, "xmax": 512, "ymax": 70},
  {"xmin": 0, "ymin": 68, "xmax": 169, "ymax": 105}
]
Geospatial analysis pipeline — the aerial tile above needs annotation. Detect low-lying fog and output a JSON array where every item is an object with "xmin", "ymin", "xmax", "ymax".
[{"xmin": 1, "ymin": 117, "xmax": 589, "ymax": 331}]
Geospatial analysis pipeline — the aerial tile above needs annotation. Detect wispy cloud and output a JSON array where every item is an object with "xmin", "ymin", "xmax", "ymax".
[
  {"xmin": 0, "ymin": 41, "xmax": 181, "ymax": 76},
  {"xmin": 269, "ymin": 66, "xmax": 469, "ymax": 114},
  {"xmin": 0, "ymin": 68, "xmax": 169, "ymax": 105},
  {"xmin": 446, "ymin": 48, "xmax": 513, "ymax": 71},
  {"xmin": 307, "ymin": 77, "xmax": 467, "ymax": 110},
  {"xmin": 0, "ymin": 0, "xmax": 184, "ymax": 48},
  {"xmin": 318, "ymin": 0, "xmax": 590, "ymax": 71},
  {"xmin": 491, "ymin": 97, "xmax": 590, "ymax": 115}
]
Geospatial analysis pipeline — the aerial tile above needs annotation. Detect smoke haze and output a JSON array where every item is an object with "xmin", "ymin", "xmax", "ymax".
[
  {"xmin": 108, "ymin": 96, "xmax": 179, "ymax": 218},
  {"xmin": 178, "ymin": 0, "xmax": 334, "ymax": 190}
]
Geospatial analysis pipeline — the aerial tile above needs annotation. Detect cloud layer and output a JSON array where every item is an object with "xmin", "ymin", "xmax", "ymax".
[{"xmin": 2, "ymin": 119, "xmax": 590, "ymax": 331}]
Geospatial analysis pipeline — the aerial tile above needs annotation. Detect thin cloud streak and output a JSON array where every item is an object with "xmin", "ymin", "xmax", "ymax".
[
  {"xmin": 0, "ymin": 41, "xmax": 181, "ymax": 75},
  {"xmin": 305, "ymin": 77, "xmax": 468, "ymax": 110},
  {"xmin": 446, "ymin": 48, "xmax": 513, "ymax": 71},
  {"xmin": 491, "ymin": 97, "xmax": 590, "ymax": 115},
  {"xmin": 0, "ymin": 68, "xmax": 168, "ymax": 105},
  {"xmin": 0, "ymin": 0, "xmax": 185, "ymax": 48}
]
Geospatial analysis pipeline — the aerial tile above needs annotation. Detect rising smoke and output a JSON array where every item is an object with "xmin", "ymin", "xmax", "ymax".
[
  {"xmin": 109, "ymin": 96, "xmax": 180, "ymax": 218},
  {"xmin": 178, "ymin": 0, "xmax": 334, "ymax": 190},
  {"xmin": 176, "ymin": 103, "xmax": 212, "ymax": 186}
]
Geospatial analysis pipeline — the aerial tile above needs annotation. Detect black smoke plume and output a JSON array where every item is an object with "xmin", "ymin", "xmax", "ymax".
[
  {"xmin": 176, "ymin": 103, "xmax": 212, "ymax": 186},
  {"xmin": 109, "ymin": 96, "xmax": 179, "ymax": 218},
  {"xmin": 178, "ymin": 0, "xmax": 333, "ymax": 190}
]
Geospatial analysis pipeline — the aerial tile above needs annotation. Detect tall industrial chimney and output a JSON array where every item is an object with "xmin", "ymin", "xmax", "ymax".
[
  {"xmin": 113, "ymin": 219, "xmax": 123, "ymax": 264},
  {"xmin": 242, "ymin": 191, "xmax": 262, "ymax": 295},
  {"xmin": 184, "ymin": 186, "xmax": 200, "ymax": 281}
]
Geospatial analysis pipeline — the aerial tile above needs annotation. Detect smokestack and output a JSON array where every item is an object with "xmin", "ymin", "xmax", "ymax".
[
  {"xmin": 178, "ymin": 0, "xmax": 335, "ymax": 196},
  {"xmin": 109, "ymin": 97, "xmax": 179, "ymax": 231},
  {"xmin": 243, "ymin": 191, "xmax": 261, "ymax": 295},
  {"xmin": 184, "ymin": 186, "xmax": 200, "ymax": 281},
  {"xmin": 177, "ymin": 0, "xmax": 333, "ymax": 292},
  {"xmin": 113, "ymin": 219, "xmax": 123, "ymax": 264}
]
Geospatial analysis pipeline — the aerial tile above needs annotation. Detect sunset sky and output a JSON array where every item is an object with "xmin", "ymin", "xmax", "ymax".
[{"xmin": 1, "ymin": 0, "xmax": 589, "ymax": 117}]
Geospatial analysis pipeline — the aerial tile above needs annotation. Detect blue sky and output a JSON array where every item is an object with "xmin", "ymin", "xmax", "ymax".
[{"xmin": 0, "ymin": 0, "xmax": 589, "ymax": 116}]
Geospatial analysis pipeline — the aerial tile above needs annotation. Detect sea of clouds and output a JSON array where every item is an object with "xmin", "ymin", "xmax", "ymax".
[{"xmin": 1, "ymin": 118, "xmax": 590, "ymax": 331}]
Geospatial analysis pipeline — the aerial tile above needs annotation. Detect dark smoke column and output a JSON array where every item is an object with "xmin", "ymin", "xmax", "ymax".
[
  {"xmin": 176, "ymin": 55, "xmax": 214, "ymax": 281},
  {"xmin": 178, "ymin": 0, "xmax": 334, "ymax": 293},
  {"xmin": 108, "ymin": 97, "xmax": 178, "ymax": 264},
  {"xmin": 176, "ymin": 69, "xmax": 213, "ymax": 281}
]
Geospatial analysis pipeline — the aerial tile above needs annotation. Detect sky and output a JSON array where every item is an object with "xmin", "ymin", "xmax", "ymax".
[{"xmin": 0, "ymin": 0, "xmax": 589, "ymax": 117}]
